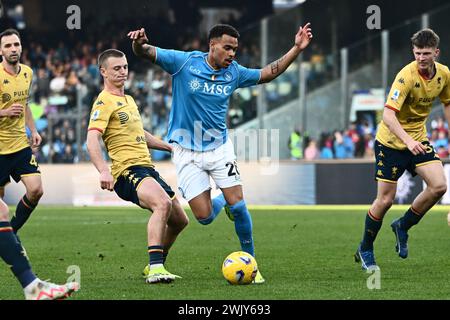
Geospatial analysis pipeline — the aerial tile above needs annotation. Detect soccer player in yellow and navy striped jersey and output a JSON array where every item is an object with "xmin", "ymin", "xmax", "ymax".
[
  {"xmin": 0, "ymin": 29, "xmax": 79, "ymax": 300},
  {"xmin": 0, "ymin": 29, "xmax": 44, "ymax": 236},
  {"xmin": 377, "ymin": 60, "xmax": 450, "ymax": 150},
  {"xmin": 86, "ymin": 49, "xmax": 188, "ymax": 284},
  {"xmin": 355, "ymin": 29, "xmax": 450, "ymax": 270},
  {"xmin": 88, "ymin": 89, "xmax": 154, "ymax": 180}
]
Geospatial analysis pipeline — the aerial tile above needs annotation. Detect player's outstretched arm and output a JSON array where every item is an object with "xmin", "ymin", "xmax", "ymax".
[
  {"xmin": 86, "ymin": 130, "xmax": 114, "ymax": 191},
  {"xmin": 383, "ymin": 108, "xmax": 426, "ymax": 155},
  {"xmin": 259, "ymin": 22, "xmax": 313, "ymax": 84},
  {"xmin": 144, "ymin": 130, "xmax": 172, "ymax": 153},
  {"xmin": 128, "ymin": 28, "xmax": 156, "ymax": 63}
]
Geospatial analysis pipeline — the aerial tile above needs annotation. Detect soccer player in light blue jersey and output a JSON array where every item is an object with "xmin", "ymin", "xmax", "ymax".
[{"xmin": 129, "ymin": 23, "xmax": 313, "ymax": 284}]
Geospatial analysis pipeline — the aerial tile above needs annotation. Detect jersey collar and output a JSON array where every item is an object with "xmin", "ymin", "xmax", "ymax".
[
  {"xmin": 2, "ymin": 63, "xmax": 21, "ymax": 77},
  {"xmin": 204, "ymin": 54, "xmax": 221, "ymax": 72},
  {"xmin": 417, "ymin": 62, "xmax": 437, "ymax": 81}
]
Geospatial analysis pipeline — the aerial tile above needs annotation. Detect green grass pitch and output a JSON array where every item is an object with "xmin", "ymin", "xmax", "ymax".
[{"xmin": 1, "ymin": 205, "xmax": 450, "ymax": 300}]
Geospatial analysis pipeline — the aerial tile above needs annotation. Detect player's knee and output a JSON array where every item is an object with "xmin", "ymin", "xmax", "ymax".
[
  {"xmin": 154, "ymin": 198, "xmax": 173, "ymax": 215},
  {"xmin": 191, "ymin": 207, "xmax": 211, "ymax": 225},
  {"xmin": 225, "ymin": 194, "xmax": 244, "ymax": 206},
  {"xmin": 0, "ymin": 203, "xmax": 9, "ymax": 221},
  {"xmin": 28, "ymin": 185, "xmax": 44, "ymax": 202},
  {"xmin": 189, "ymin": 200, "xmax": 213, "ymax": 223},
  {"xmin": 197, "ymin": 214, "xmax": 214, "ymax": 225},
  {"xmin": 431, "ymin": 183, "xmax": 447, "ymax": 198},
  {"xmin": 192, "ymin": 205, "xmax": 213, "ymax": 224},
  {"xmin": 378, "ymin": 196, "xmax": 394, "ymax": 210}
]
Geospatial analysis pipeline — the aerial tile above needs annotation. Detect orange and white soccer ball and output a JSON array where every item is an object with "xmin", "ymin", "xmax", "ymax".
[{"xmin": 222, "ymin": 251, "xmax": 258, "ymax": 285}]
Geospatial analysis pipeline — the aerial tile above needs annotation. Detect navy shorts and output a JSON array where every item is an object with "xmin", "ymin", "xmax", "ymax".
[
  {"xmin": 0, "ymin": 147, "xmax": 41, "ymax": 187},
  {"xmin": 374, "ymin": 140, "xmax": 441, "ymax": 183},
  {"xmin": 114, "ymin": 165, "xmax": 175, "ymax": 207}
]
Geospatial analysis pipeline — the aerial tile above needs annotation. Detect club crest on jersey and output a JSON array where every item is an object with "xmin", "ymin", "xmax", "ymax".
[
  {"xmin": 91, "ymin": 109, "xmax": 100, "ymax": 121},
  {"xmin": 118, "ymin": 112, "xmax": 129, "ymax": 124},
  {"xmin": 224, "ymin": 72, "xmax": 232, "ymax": 81}
]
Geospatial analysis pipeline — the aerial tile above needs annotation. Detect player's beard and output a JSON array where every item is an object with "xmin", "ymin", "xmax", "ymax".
[
  {"xmin": 223, "ymin": 57, "xmax": 233, "ymax": 67},
  {"xmin": 5, "ymin": 54, "xmax": 20, "ymax": 65}
]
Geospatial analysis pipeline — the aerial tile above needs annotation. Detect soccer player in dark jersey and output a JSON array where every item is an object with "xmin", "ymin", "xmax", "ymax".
[
  {"xmin": 0, "ymin": 29, "xmax": 43, "ymax": 235},
  {"xmin": 87, "ymin": 49, "xmax": 189, "ymax": 284},
  {"xmin": 0, "ymin": 196, "xmax": 79, "ymax": 299},
  {"xmin": 128, "ymin": 23, "xmax": 313, "ymax": 283},
  {"xmin": 355, "ymin": 29, "xmax": 450, "ymax": 270}
]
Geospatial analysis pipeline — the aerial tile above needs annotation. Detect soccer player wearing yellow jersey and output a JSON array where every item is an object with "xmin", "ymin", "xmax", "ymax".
[
  {"xmin": 0, "ymin": 29, "xmax": 43, "ymax": 235},
  {"xmin": 86, "ymin": 49, "xmax": 189, "ymax": 284},
  {"xmin": 355, "ymin": 29, "xmax": 450, "ymax": 270},
  {"xmin": 0, "ymin": 29, "xmax": 78, "ymax": 300}
]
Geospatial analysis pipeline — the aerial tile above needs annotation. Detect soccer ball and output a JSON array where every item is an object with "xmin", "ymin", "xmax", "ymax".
[{"xmin": 222, "ymin": 251, "xmax": 258, "ymax": 285}]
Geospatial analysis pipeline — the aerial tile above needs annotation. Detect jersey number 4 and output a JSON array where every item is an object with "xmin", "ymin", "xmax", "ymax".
[{"xmin": 29, "ymin": 155, "xmax": 39, "ymax": 168}]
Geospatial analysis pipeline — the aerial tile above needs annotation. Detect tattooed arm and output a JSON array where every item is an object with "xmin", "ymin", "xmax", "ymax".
[
  {"xmin": 259, "ymin": 23, "xmax": 313, "ymax": 84},
  {"xmin": 128, "ymin": 28, "xmax": 156, "ymax": 63}
]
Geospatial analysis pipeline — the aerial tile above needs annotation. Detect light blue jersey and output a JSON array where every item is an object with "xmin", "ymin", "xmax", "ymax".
[{"xmin": 155, "ymin": 48, "xmax": 261, "ymax": 152}]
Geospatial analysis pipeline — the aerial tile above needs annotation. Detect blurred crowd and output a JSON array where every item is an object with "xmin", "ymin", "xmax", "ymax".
[
  {"xmin": 19, "ymin": 5, "xmax": 201, "ymax": 163},
  {"xmin": 429, "ymin": 116, "xmax": 450, "ymax": 159},
  {"xmin": 18, "ymin": 7, "xmax": 272, "ymax": 164},
  {"xmin": 289, "ymin": 119, "xmax": 376, "ymax": 160},
  {"xmin": 10, "ymin": 3, "xmax": 447, "ymax": 164},
  {"xmin": 24, "ymin": 27, "xmax": 450, "ymax": 164},
  {"xmin": 22, "ymin": 37, "xmax": 159, "ymax": 163},
  {"xmin": 290, "ymin": 115, "xmax": 450, "ymax": 161}
]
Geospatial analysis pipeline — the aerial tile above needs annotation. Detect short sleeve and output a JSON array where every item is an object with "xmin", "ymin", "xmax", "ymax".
[
  {"xmin": 27, "ymin": 69, "xmax": 34, "ymax": 104},
  {"xmin": 28, "ymin": 69, "xmax": 34, "ymax": 87},
  {"xmin": 385, "ymin": 68, "xmax": 412, "ymax": 112},
  {"xmin": 155, "ymin": 48, "xmax": 192, "ymax": 75},
  {"xmin": 88, "ymin": 99, "xmax": 113, "ymax": 134},
  {"xmin": 440, "ymin": 70, "xmax": 450, "ymax": 105},
  {"xmin": 236, "ymin": 64, "xmax": 261, "ymax": 88}
]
